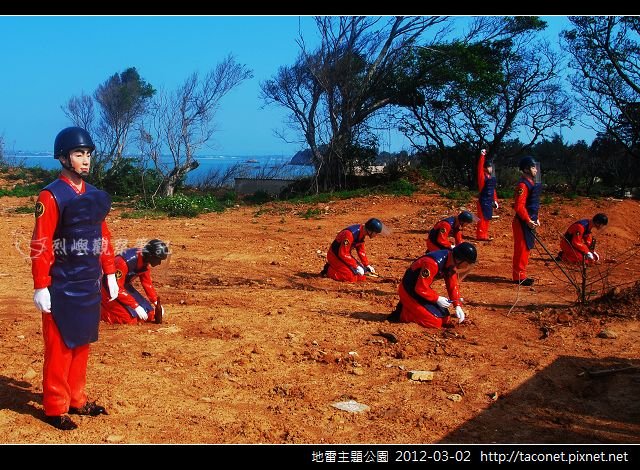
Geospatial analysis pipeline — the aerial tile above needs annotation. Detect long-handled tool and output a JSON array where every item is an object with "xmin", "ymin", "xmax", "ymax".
[{"xmin": 530, "ymin": 229, "xmax": 581, "ymax": 296}]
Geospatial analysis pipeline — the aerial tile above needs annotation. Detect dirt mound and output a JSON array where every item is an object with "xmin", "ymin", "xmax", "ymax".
[{"xmin": 580, "ymin": 282, "xmax": 640, "ymax": 320}]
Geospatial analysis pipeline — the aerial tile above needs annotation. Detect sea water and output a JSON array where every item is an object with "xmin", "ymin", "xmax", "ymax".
[{"xmin": 3, "ymin": 153, "xmax": 313, "ymax": 184}]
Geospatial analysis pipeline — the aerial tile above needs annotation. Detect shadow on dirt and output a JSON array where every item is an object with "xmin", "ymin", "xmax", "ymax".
[
  {"xmin": 464, "ymin": 274, "xmax": 515, "ymax": 284},
  {"xmin": 350, "ymin": 311, "xmax": 391, "ymax": 322},
  {"xmin": 0, "ymin": 375, "xmax": 42, "ymax": 420},
  {"xmin": 440, "ymin": 356, "xmax": 640, "ymax": 443}
]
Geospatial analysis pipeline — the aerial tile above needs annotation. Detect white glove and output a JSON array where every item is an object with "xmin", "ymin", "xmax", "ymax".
[
  {"xmin": 593, "ymin": 251, "xmax": 600, "ymax": 262},
  {"xmin": 585, "ymin": 252, "xmax": 595, "ymax": 261},
  {"xmin": 480, "ymin": 149, "xmax": 486, "ymax": 156},
  {"xmin": 355, "ymin": 265, "xmax": 365, "ymax": 276},
  {"xmin": 436, "ymin": 296, "xmax": 452, "ymax": 309},
  {"xmin": 33, "ymin": 287, "xmax": 51, "ymax": 312},
  {"xmin": 134, "ymin": 305, "xmax": 148, "ymax": 321},
  {"xmin": 366, "ymin": 265, "xmax": 376, "ymax": 274},
  {"xmin": 106, "ymin": 273, "xmax": 119, "ymax": 301},
  {"xmin": 455, "ymin": 305, "xmax": 465, "ymax": 323},
  {"xmin": 493, "ymin": 201, "xmax": 499, "ymax": 210},
  {"xmin": 450, "ymin": 244, "xmax": 456, "ymax": 249}
]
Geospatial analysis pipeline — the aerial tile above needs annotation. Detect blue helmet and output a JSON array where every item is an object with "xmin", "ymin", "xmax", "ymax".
[
  {"xmin": 142, "ymin": 239, "xmax": 169, "ymax": 262},
  {"xmin": 365, "ymin": 218, "xmax": 383, "ymax": 234},
  {"xmin": 458, "ymin": 210, "xmax": 474, "ymax": 224},
  {"xmin": 54, "ymin": 127, "xmax": 95, "ymax": 159},
  {"xmin": 519, "ymin": 156, "xmax": 537, "ymax": 171},
  {"xmin": 452, "ymin": 242, "xmax": 477, "ymax": 264},
  {"xmin": 593, "ymin": 213, "xmax": 608, "ymax": 226}
]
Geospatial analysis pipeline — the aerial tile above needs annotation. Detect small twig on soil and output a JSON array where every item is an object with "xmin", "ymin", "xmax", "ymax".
[{"xmin": 457, "ymin": 382, "xmax": 465, "ymax": 396}]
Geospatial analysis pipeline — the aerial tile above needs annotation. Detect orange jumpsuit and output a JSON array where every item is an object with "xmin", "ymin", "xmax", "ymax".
[
  {"xmin": 476, "ymin": 151, "xmax": 498, "ymax": 240},
  {"xmin": 397, "ymin": 250, "xmax": 462, "ymax": 329},
  {"xmin": 427, "ymin": 216, "xmax": 463, "ymax": 252},
  {"xmin": 100, "ymin": 250, "xmax": 159, "ymax": 324},
  {"xmin": 512, "ymin": 175, "xmax": 541, "ymax": 281},
  {"xmin": 31, "ymin": 175, "xmax": 115, "ymax": 417},
  {"xmin": 560, "ymin": 219, "xmax": 595, "ymax": 264},
  {"xmin": 326, "ymin": 224, "xmax": 369, "ymax": 282}
]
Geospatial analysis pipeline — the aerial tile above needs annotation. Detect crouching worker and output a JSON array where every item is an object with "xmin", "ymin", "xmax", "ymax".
[
  {"xmin": 321, "ymin": 218, "xmax": 387, "ymax": 282},
  {"xmin": 388, "ymin": 242, "xmax": 477, "ymax": 329},
  {"xmin": 558, "ymin": 213, "xmax": 608, "ymax": 264},
  {"xmin": 426, "ymin": 210, "xmax": 476, "ymax": 252},
  {"xmin": 101, "ymin": 239, "xmax": 169, "ymax": 324}
]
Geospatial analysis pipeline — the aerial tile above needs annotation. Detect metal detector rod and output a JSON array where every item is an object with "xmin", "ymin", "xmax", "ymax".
[{"xmin": 531, "ymin": 229, "xmax": 582, "ymax": 295}]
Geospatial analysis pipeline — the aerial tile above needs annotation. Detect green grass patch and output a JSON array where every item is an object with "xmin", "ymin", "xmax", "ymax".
[
  {"xmin": 13, "ymin": 205, "xmax": 35, "ymax": 214},
  {"xmin": 0, "ymin": 184, "xmax": 43, "ymax": 197},
  {"xmin": 120, "ymin": 210, "xmax": 167, "ymax": 219},
  {"xmin": 300, "ymin": 208, "xmax": 323, "ymax": 219}
]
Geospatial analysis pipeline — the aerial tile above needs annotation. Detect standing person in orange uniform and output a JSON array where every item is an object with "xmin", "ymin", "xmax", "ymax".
[
  {"xmin": 426, "ymin": 211, "xmax": 475, "ymax": 253},
  {"xmin": 30, "ymin": 127, "xmax": 119, "ymax": 430},
  {"xmin": 512, "ymin": 156, "xmax": 542, "ymax": 286},
  {"xmin": 321, "ymin": 218, "xmax": 386, "ymax": 282},
  {"xmin": 558, "ymin": 213, "xmax": 608, "ymax": 264},
  {"xmin": 475, "ymin": 149, "xmax": 499, "ymax": 241},
  {"xmin": 388, "ymin": 243, "xmax": 477, "ymax": 329},
  {"xmin": 101, "ymin": 239, "xmax": 169, "ymax": 324}
]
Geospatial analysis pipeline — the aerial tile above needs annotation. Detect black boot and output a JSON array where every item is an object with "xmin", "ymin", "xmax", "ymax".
[
  {"xmin": 69, "ymin": 401, "xmax": 108, "ymax": 416},
  {"xmin": 387, "ymin": 303, "xmax": 402, "ymax": 323},
  {"xmin": 320, "ymin": 263, "xmax": 329, "ymax": 277},
  {"xmin": 45, "ymin": 414, "xmax": 78, "ymax": 431}
]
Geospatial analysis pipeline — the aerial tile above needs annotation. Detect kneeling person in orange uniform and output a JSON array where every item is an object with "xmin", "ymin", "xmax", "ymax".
[
  {"xmin": 426, "ymin": 211, "xmax": 475, "ymax": 252},
  {"xmin": 101, "ymin": 239, "xmax": 168, "ymax": 324},
  {"xmin": 322, "ymin": 218, "xmax": 386, "ymax": 282},
  {"xmin": 388, "ymin": 242, "xmax": 477, "ymax": 329},
  {"xmin": 558, "ymin": 213, "xmax": 608, "ymax": 264}
]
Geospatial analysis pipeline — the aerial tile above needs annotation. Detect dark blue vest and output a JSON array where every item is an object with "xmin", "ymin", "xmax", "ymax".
[
  {"xmin": 519, "ymin": 177, "xmax": 542, "ymax": 250},
  {"xmin": 428, "ymin": 217, "xmax": 455, "ymax": 248},
  {"xmin": 479, "ymin": 174, "xmax": 497, "ymax": 220},
  {"xmin": 46, "ymin": 178, "xmax": 111, "ymax": 348},
  {"xmin": 402, "ymin": 250, "xmax": 450, "ymax": 317}
]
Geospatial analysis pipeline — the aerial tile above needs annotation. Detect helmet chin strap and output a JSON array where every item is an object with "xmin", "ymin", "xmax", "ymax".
[{"xmin": 60, "ymin": 156, "xmax": 87, "ymax": 178}]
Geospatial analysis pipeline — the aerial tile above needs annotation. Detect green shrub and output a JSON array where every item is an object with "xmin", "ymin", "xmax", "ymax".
[
  {"xmin": 300, "ymin": 208, "xmax": 323, "ymax": 219},
  {"xmin": 387, "ymin": 178, "xmax": 415, "ymax": 196}
]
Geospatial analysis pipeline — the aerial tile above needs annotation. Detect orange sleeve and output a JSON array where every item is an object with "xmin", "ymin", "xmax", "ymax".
[
  {"xmin": 31, "ymin": 190, "xmax": 58, "ymax": 289},
  {"xmin": 336, "ymin": 230, "xmax": 358, "ymax": 270},
  {"xmin": 513, "ymin": 182, "xmax": 531, "ymax": 222},
  {"xmin": 100, "ymin": 221, "xmax": 116, "ymax": 275},
  {"xmin": 414, "ymin": 258, "xmax": 439, "ymax": 303},
  {"xmin": 434, "ymin": 221, "xmax": 454, "ymax": 249},
  {"xmin": 477, "ymin": 152, "xmax": 485, "ymax": 192},
  {"xmin": 139, "ymin": 268, "xmax": 158, "ymax": 303},
  {"xmin": 445, "ymin": 271, "xmax": 461, "ymax": 306},
  {"xmin": 454, "ymin": 229, "xmax": 463, "ymax": 245},
  {"xmin": 569, "ymin": 223, "xmax": 590, "ymax": 255}
]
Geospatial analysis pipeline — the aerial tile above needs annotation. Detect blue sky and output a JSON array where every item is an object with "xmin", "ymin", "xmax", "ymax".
[{"xmin": 0, "ymin": 16, "xmax": 593, "ymax": 156}]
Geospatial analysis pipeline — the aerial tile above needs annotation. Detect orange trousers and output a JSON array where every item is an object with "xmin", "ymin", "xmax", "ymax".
[
  {"xmin": 397, "ymin": 284, "xmax": 452, "ymax": 329},
  {"xmin": 512, "ymin": 217, "xmax": 531, "ymax": 281},
  {"xmin": 476, "ymin": 201, "xmax": 491, "ymax": 240},
  {"xmin": 326, "ymin": 250, "xmax": 366, "ymax": 282},
  {"xmin": 101, "ymin": 300, "xmax": 156, "ymax": 324},
  {"xmin": 42, "ymin": 313, "xmax": 89, "ymax": 416}
]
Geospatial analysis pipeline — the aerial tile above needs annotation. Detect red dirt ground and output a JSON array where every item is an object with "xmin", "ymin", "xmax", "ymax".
[{"xmin": 0, "ymin": 182, "xmax": 638, "ymax": 444}]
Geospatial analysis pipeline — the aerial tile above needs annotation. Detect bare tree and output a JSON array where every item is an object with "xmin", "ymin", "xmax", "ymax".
[
  {"xmin": 563, "ymin": 16, "xmax": 640, "ymax": 158},
  {"xmin": 62, "ymin": 67, "xmax": 155, "ymax": 182},
  {"xmin": 262, "ymin": 16, "xmax": 448, "ymax": 192},
  {"xmin": 145, "ymin": 55, "xmax": 252, "ymax": 196},
  {"xmin": 398, "ymin": 17, "xmax": 572, "ymax": 168},
  {"xmin": 62, "ymin": 93, "xmax": 94, "ymax": 131}
]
